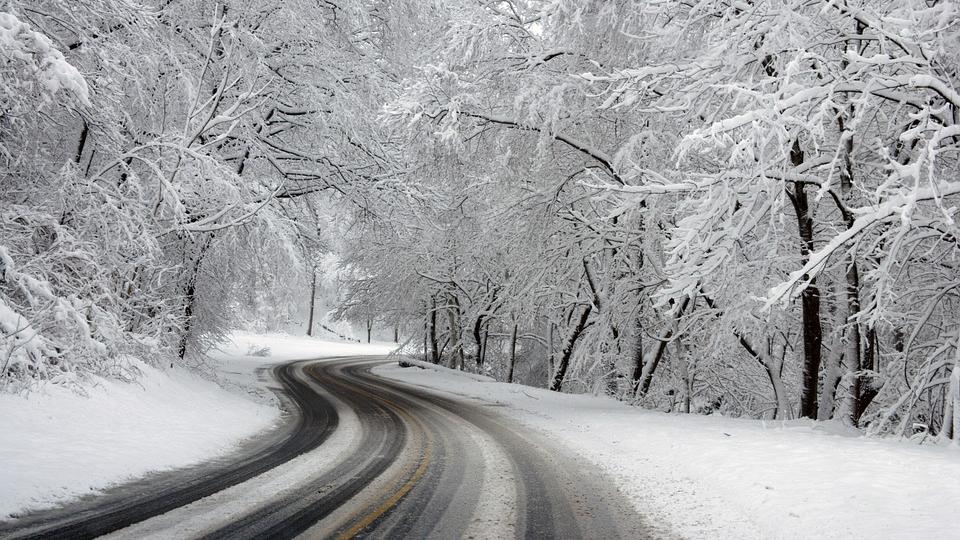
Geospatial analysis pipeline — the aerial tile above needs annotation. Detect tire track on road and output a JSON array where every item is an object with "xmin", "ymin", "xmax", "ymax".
[{"xmin": 0, "ymin": 362, "xmax": 338, "ymax": 540}]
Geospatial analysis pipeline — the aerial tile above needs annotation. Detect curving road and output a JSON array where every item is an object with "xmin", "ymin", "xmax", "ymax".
[{"xmin": 0, "ymin": 357, "xmax": 661, "ymax": 539}]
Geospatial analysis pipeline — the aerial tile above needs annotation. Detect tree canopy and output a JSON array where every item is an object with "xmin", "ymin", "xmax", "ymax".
[{"xmin": 2, "ymin": 0, "xmax": 958, "ymax": 440}]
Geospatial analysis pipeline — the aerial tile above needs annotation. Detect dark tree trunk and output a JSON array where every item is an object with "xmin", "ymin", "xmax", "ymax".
[
  {"xmin": 74, "ymin": 119, "xmax": 89, "ymax": 164},
  {"xmin": 550, "ymin": 304, "xmax": 593, "ymax": 392},
  {"xmin": 637, "ymin": 332, "xmax": 671, "ymax": 397},
  {"xmin": 481, "ymin": 327, "xmax": 489, "ymax": 370},
  {"xmin": 630, "ymin": 316, "xmax": 644, "ymax": 390},
  {"xmin": 866, "ymin": 327, "xmax": 878, "ymax": 371},
  {"xmin": 473, "ymin": 314, "xmax": 485, "ymax": 368},
  {"xmin": 306, "ymin": 268, "xmax": 317, "ymax": 336},
  {"xmin": 845, "ymin": 259, "xmax": 867, "ymax": 424},
  {"xmin": 177, "ymin": 276, "xmax": 199, "ymax": 362},
  {"xmin": 177, "ymin": 234, "xmax": 214, "ymax": 362},
  {"xmin": 546, "ymin": 322, "xmax": 555, "ymax": 382},
  {"xmin": 366, "ymin": 319, "xmax": 372, "ymax": 344},
  {"xmin": 428, "ymin": 296, "xmax": 439, "ymax": 364},
  {"xmin": 507, "ymin": 323, "xmax": 518, "ymax": 383},
  {"xmin": 787, "ymin": 140, "xmax": 824, "ymax": 419}
]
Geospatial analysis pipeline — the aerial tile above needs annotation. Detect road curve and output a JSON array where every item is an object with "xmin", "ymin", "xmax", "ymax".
[
  {"xmin": 0, "ymin": 362, "xmax": 339, "ymax": 540},
  {"xmin": 1, "ymin": 357, "xmax": 663, "ymax": 539}
]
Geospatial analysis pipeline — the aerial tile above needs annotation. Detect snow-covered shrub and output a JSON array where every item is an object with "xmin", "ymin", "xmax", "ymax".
[
  {"xmin": 245, "ymin": 344, "xmax": 271, "ymax": 357},
  {"xmin": 0, "ymin": 11, "xmax": 90, "ymax": 111}
]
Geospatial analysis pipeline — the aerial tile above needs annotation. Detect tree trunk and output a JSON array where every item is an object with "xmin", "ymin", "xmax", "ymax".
[
  {"xmin": 550, "ymin": 303, "xmax": 593, "ymax": 392},
  {"xmin": 630, "ymin": 316, "xmax": 644, "ymax": 390},
  {"xmin": 764, "ymin": 355, "xmax": 791, "ymax": 420},
  {"xmin": 845, "ymin": 258, "xmax": 870, "ymax": 425},
  {"xmin": 507, "ymin": 322, "xmax": 518, "ymax": 383},
  {"xmin": 428, "ymin": 296, "xmax": 439, "ymax": 364},
  {"xmin": 838, "ymin": 169, "xmax": 866, "ymax": 423},
  {"xmin": 366, "ymin": 318, "xmax": 372, "ymax": 344},
  {"xmin": 306, "ymin": 268, "xmax": 317, "ymax": 337},
  {"xmin": 817, "ymin": 344, "xmax": 844, "ymax": 420},
  {"xmin": 177, "ymin": 275, "xmax": 199, "ymax": 362},
  {"xmin": 636, "ymin": 297, "xmax": 690, "ymax": 397},
  {"xmin": 818, "ymin": 285, "xmax": 845, "ymax": 420},
  {"xmin": 945, "ymin": 362, "xmax": 960, "ymax": 441},
  {"xmin": 788, "ymin": 140, "xmax": 824, "ymax": 419},
  {"xmin": 732, "ymin": 334, "xmax": 791, "ymax": 419},
  {"xmin": 546, "ymin": 321, "xmax": 555, "ymax": 384},
  {"xmin": 637, "ymin": 331, "xmax": 671, "ymax": 397},
  {"xmin": 796, "ymin": 221, "xmax": 823, "ymax": 418},
  {"xmin": 676, "ymin": 336, "xmax": 692, "ymax": 414},
  {"xmin": 74, "ymin": 119, "xmax": 89, "ymax": 164},
  {"xmin": 481, "ymin": 327, "xmax": 489, "ymax": 372},
  {"xmin": 865, "ymin": 327, "xmax": 878, "ymax": 371},
  {"xmin": 446, "ymin": 294, "xmax": 464, "ymax": 370},
  {"xmin": 833, "ymin": 46, "xmax": 877, "ymax": 424},
  {"xmin": 701, "ymin": 292, "xmax": 792, "ymax": 419},
  {"xmin": 472, "ymin": 314, "xmax": 485, "ymax": 368},
  {"xmin": 177, "ymin": 234, "xmax": 214, "ymax": 362}
]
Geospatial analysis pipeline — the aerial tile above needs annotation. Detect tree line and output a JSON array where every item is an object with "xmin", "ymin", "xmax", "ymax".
[
  {"xmin": 337, "ymin": 0, "xmax": 960, "ymax": 440},
  {"xmin": 2, "ymin": 0, "xmax": 958, "ymax": 440},
  {"xmin": 1, "ymin": 0, "xmax": 401, "ymax": 386}
]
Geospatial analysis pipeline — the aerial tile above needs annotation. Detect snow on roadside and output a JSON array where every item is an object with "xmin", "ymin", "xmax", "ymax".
[
  {"xmin": 207, "ymin": 332, "xmax": 399, "ymax": 409},
  {"xmin": 212, "ymin": 332, "xmax": 398, "ymax": 363},
  {"xmin": 0, "ymin": 358, "xmax": 278, "ymax": 520},
  {"xmin": 0, "ymin": 333, "xmax": 395, "ymax": 521},
  {"xmin": 374, "ymin": 359, "xmax": 960, "ymax": 540}
]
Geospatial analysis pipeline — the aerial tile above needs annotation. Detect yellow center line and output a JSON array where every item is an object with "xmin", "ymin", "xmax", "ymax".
[
  {"xmin": 303, "ymin": 363, "xmax": 435, "ymax": 539},
  {"xmin": 336, "ymin": 426, "xmax": 433, "ymax": 540}
]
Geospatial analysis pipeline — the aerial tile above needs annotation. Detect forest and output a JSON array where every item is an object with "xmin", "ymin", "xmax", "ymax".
[{"xmin": 2, "ymin": 0, "xmax": 959, "ymax": 441}]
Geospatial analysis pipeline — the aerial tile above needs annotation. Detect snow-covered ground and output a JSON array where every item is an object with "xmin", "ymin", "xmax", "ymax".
[
  {"xmin": 5, "ymin": 333, "xmax": 952, "ymax": 538},
  {"xmin": 0, "ymin": 333, "xmax": 396, "ymax": 521},
  {"xmin": 212, "ymin": 332, "xmax": 398, "ymax": 362},
  {"xmin": 375, "ymin": 359, "xmax": 960, "ymax": 540}
]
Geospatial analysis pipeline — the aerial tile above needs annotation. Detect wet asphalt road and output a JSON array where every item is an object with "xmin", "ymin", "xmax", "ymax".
[{"xmin": 0, "ymin": 357, "xmax": 661, "ymax": 539}]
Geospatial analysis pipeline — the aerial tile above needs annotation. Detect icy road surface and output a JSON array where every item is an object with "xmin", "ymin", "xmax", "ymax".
[{"xmin": 1, "ymin": 357, "xmax": 662, "ymax": 539}]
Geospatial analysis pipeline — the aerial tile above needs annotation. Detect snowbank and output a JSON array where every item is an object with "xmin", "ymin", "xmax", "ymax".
[
  {"xmin": 212, "ymin": 332, "xmax": 398, "ymax": 363},
  {"xmin": 0, "ymin": 359, "xmax": 278, "ymax": 520},
  {"xmin": 375, "ymin": 360, "xmax": 960, "ymax": 540}
]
